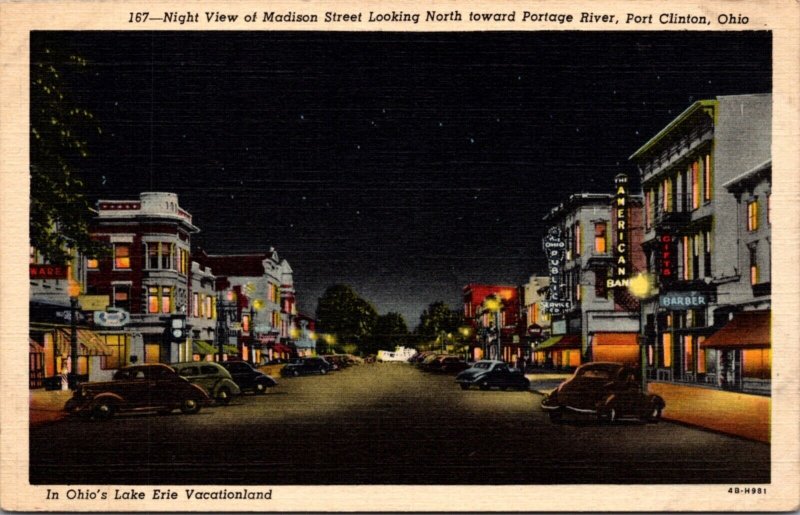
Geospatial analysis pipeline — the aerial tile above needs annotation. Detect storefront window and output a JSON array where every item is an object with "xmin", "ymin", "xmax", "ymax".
[
  {"xmin": 102, "ymin": 334, "xmax": 128, "ymax": 369},
  {"xmin": 662, "ymin": 332, "xmax": 672, "ymax": 367},
  {"xmin": 683, "ymin": 335, "xmax": 693, "ymax": 373},
  {"xmin": 145, "ymin": 342, "xmax": 160, "ymax": 363},
  {"xmin": 697, "ymin": 337, "xmax": 706, "ymax": 373},
  {"xmin": 742, "ymin": 348, "xmax": 770, "ymax": 380}
]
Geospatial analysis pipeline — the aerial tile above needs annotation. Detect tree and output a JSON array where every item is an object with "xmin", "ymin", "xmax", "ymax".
[
  {"xmin": 416, "ymin": 301, "xmax": 462, "ymax": 344},
  {"xmin": 367, "ymin": 312, "xmax": 409, "ymax": 354},
  {"xmin": 30, "ymin": 42, "xmax": 106, "ymax": 264},
  {"xmin": 315, "ymin": 284, "xmax": 378, "ymax": 354}
]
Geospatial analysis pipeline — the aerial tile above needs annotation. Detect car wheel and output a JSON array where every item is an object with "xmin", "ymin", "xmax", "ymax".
[
  {"xmin": 479, "ymin": 380, "xmax": 490, "ymax": 391},
  {"xmin": 216, "ymin": 387, "xmax": 232, "ymax": 405},
  {"xmin": 598, "ymin": 407, "xmax": 616, "ymax": 423},
  {"xmin": 180, "ymin": 399, "xmax": 201, "ymax": 415},
  {"xmin": 254, "ymin": 382, "xmax": 267, "ymax": 395},
  {"xmin": 459, "ymin": 383, "xmax": 470, "ymax": 390},
  {"xmin": 645, "ymin": 406, "xmax": 662, "ymax": 423},
  {"xmin": 548, "ymin": 409, "xmax": 563, "ymax": 423},
  {"xmin": 320, "ymin": 368, "xmax": 327, "ymax": 375},
  {"xmin": 91, "ymin": 401, "xmax": 115, "ymax": 421}
]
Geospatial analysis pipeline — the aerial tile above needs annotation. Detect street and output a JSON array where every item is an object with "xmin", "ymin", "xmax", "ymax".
[{"xmin": 30, "ymin": 363, "xmax": 770, "ymax": 485}]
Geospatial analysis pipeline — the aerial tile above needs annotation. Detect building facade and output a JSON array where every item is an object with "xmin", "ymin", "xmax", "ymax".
[
  {"xmin": 202, "ymin": 248, "xmax": 296, "ymax": 363},
  {"xmin": 629, "ymin": 94, "xmax": 771, "ymax": 393},
  {"xmin": 86, "ymin": 192, "xmax": 198, "ymax": 370},
  {"xmin": 520, "ymin": 275, "xmax": 550, "ymax": 364},
  {"xmin": 538, "ymin": 190, "xmax": 642, "ymax": 369},
  {"xmin": 462, "ymin": 284, "xmax": 523, "ymax": 362}
]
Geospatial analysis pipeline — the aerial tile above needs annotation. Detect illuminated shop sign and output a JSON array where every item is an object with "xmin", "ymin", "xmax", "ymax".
[
  {"xmin": 29, "ymin": 264, "xmax": 67, "ymax": 279},
  {"xmin": 607, "ymin": 173, "xmax": 630, "ymax": 289},
  {"xmin": 543, "ymin": 226, "xmax": 569, "ymax": 314},
  {"xmin": 656, "ymin": 231, "xmax": 677, "ymax": 285},
  {"xmin": 659, "ymin": 291, "xmax": 708, "ymax": 310}
]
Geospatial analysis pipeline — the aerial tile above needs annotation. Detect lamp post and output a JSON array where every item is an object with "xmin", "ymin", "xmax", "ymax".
[
  {"xmin": 67, "ymin": 281, "xmax": 81, "ymax": 390},
  {"xmin": 484, "ymin": 296, "xmax": 502, "ymax": 361},
  {"xmin": 629, "ymin": 272, "xmax": 653, "ymax": 392}
]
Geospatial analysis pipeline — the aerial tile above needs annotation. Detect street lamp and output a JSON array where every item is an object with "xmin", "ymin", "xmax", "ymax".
[
  {"xmin": 67, "ymin": 280, "xmax": 81, "ymax": 390},
  {"xmin": 629, "ymin": 272, "xmax": 654, "ymax": 392},
  {"xmin": 484, "ymin": 296, "xmax": 503, "ymax": 361}
]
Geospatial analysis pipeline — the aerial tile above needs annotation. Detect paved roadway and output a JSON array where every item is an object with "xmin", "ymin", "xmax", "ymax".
[{"xmin": 30, "ymin": 363, "xmax": 770, "ymax": 484}]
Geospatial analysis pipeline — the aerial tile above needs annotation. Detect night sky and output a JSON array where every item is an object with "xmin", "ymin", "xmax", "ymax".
[{"xmin": 31, "ymin": 31, "xmax": 771, "ymax": 326}]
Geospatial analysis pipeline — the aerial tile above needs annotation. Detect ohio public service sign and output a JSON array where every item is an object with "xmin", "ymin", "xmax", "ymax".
[{"xmin": 543, "ymin": 226, "xmax": 570, "ymax": 314}]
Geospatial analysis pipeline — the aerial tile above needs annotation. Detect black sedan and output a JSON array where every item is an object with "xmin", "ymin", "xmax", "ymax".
[
  {"xmin": 455, "ymin": 360, "xmax": 530, "ymax": 391},
  {"xmin": 540, "ymin": 362, "xmax": 665, "ymax": 423},
  {"xmin": 219, "ymin": 360, "xmax": 277, "ymax": 394},
  {"xmin": 280, "ymin": 357, "xmax": 332, "ymax": 377}
]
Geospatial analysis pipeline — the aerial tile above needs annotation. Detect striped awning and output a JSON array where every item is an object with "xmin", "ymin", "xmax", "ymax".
[
  {"xmin": 29, "ymin": 338, "xmax": 45, "ymax": 353},
  {"xmin": 536, "ymin": 334, "xmax": 581, "ymax": 351},
  {"xmin": 192, "ymin": 340, "xmax": 218, "ymax": 355},
  {"xmin": 593, "ymin": 333, "xmax": 639, "ymax": 346},
  {"xmin": 56, "ymin": 329, "xmax": 112, "ymax": 356}
]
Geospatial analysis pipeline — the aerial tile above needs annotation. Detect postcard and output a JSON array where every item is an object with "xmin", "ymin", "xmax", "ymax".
[{"xmin": 1, "ymin": 0, "xmax": 798, "ymax": 511}]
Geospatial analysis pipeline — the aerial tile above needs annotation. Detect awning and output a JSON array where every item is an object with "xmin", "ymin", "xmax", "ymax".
[
  {"xmin": 701, "ymin": 310, "xmax": 770, "ymax": 349},
  {"xmin": 594, "ymin": 333, "xmax": 639, "ymax": 346},
  {"xmin": 192, "ymin": 340, "xmax": 217, "ymax": 355},
  {"xmin": 272, "ymin": 343, "xmax": 292, "ymax": 354},
  {"xmin": 29, "ymin": 338, "xmax": 45, "ymax": 353},
  {"xmin": 56, "ymin": 329, "xmax": 113, "ymax": 356},
  {"xmin": 535, "ymin": 334, "xmax": 581, "ymax": 351}
]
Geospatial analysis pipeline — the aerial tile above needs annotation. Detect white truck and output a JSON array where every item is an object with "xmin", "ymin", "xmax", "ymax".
[{"xmin": 376, "ymin": 346, "xmax": 417, "ymax": 362}]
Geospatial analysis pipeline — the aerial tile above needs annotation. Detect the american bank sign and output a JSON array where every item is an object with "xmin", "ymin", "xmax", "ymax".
[{"xmin": 607, "ymin": 173, "xmax": 630, "ymax": 289}]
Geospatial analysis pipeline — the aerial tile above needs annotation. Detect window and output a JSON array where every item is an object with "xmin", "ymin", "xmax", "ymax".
[
  {"xmin": 192, "ymin": 293, "xmax": 199, "ymax": 317},
  {"xmin": 747, "ymin": 200, "xmax": 759, "ymax": 232},
  {"xmin": 148, "ymin": 286, "xmax": 159, "ymax": 313},
  {"xmin": 102, "ymin": 334, "xmax": 128, "ymax": 369},
  {"xmin": 178, "ymin": 248, "xmax": 189, "ymax": 275},
  {"xmin": 594, "ymin": 222, "xmax": 607, "ymax": 253},
  {"xmin": 692, "ymin": 234, "xmax": 700, "ymax": 281},
  {"xmin": 574, "ymin": 222, "xmax": 582, "ymax": 257},
  {"xmin": 87, "ymin": 258, "xmax": 99, "ymax": 270},
  {"xmin": 113, "ymin": 285, "xmax": 130, "ymax": 312},
  {"xmin": 704, "ymin": 154, "xmax": 712, "ymax": 201},
  {"xmin": 145, "ymin": 342, "xmax": 161, "ymax": 363},
  {"xmin": 595, "ymin": 268, "xmax": 607, "ymax": 298},
  {"xmin": 749, "ymin": 246, "xmax": 759, "ymax": 285},
  {"xmin": 683, "ymin": 335, "xmax": 693, "ymax": 373},
  {"xmin": 147, "ymin": 243, "xmax": 159, "ymax": 269},
  {"xmin": 161, "ymin": 243, "xmax": 173, "ymax": 269},
  {"xmin": 697, "ymin": 337, "xmax": 706, "ymax": 374},
  {"xmin": 704, "ymin": 231, "xmax": 712, "ymax": 278},
  {"xmin": 161, "ymin": 286, "xmax": 172, "ymax": 313},
  {"xmin": 645, "ymin": 190, "xmax": 652, "ymax": 229},
  {"xmin": 691, "ymin": 161, "xmax": 700, "ymax": 210},
  {"xmin": 662, "ymin": 332, "xmax": 672, "ymax": 367},
  {"xmin": 206, "ymin": 296, "xmax": 213, "ymax": 319},
  {"xmin": 242, "ymin": 314, "xmax": 250, "ymax": 333},
  {"xmin": 766, "ymin": 193, "xmax": 771, "ymax": 225},
  {"xmin": 682, "ymin": 236, "xmax": 690, "ymax": 280},
  {"xmin": 114, "ymin": 244, "xmax": 130, "ymax": 269}
]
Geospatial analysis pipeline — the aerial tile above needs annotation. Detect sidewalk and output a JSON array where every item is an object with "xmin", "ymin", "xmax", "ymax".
[
  {"xmin": 525, "ymin": 371, "xmax": 770, "ymax": 443},
  {"xmin": 29, "ymin": 388, "xmax": 73, "ymax": 426}
]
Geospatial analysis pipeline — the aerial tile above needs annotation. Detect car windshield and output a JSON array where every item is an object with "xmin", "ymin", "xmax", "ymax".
[{"xmin": 576, "ymin": 366, "xmax": 617, "ymax": 379}]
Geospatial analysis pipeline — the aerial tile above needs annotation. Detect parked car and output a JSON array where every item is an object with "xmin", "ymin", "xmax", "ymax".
[
  {"xmin": 540, "ymin": 362, "xmax": 665, "ymax": 423},
  {"xmin": 280, "ymin": 357, "xmax": 332, "ymax": 377},
  {"xmin": 64, "ymin": 364, "xmax": 210, "ymax": 420},
  {"xmin": 455, "ymin": 360, "xmax": 530, "ymax": 391},
  {"xmin": 321, "ymin": 355, "xmax": 345, "ymax": 370},
  {"xmin": 171, "ymin": 361, "xmax": 241, "ymax": 405},
  {"xmin": 417, "ymin": 353, "xmax": 443, "ymax": 369},
  {"xmin": 409, "ymin": 351, "xmax": 434, "ymax": 364},
  {"xmin": 219, "ymin": 360, "xmax": 277, "ymax": 394},
  {"xmin": 427, "ymin": 355, "xmax": 470, "ymax": 374}
]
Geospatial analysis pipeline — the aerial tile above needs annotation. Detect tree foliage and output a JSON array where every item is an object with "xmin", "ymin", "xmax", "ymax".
[
  {"xmin": 30, "ymin": 43, "xmax": 106, "ymax": 264},
  {"xmin": 416, "ymin": 301, "xmax": 463, "ymax": 342},
  {"xmin": 315, "ymin": 284, "xmax": 378, "ymax": 353},
  {"xmin": 367, "ymin": 312, "xmax": 410, "ymax": 354}
]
